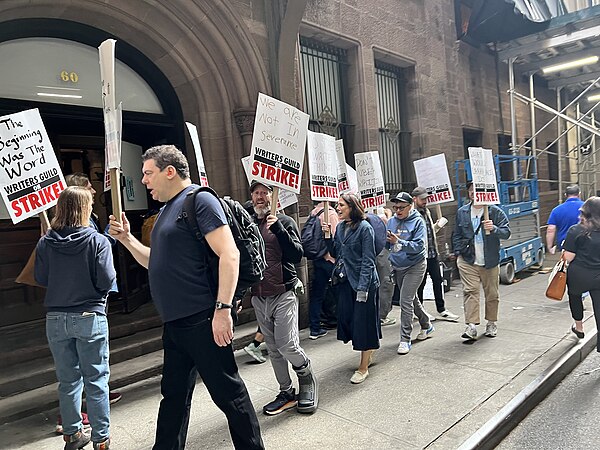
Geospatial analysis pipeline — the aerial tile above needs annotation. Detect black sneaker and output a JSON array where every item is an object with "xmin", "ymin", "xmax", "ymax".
[
  {"xmin": 63, "ymin": 429, "xmax": 91, "ymax": 450},
  {"xmin": 262, "ymin": 390, "xmax": 297, "ymax": 416}
]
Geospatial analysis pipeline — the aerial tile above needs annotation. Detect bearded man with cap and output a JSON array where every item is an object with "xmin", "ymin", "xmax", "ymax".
[
  {"xmin": 386, "ymin": 192, "xmax": 435, "ymax": 355},
  {"xmin": 412, "ymin": 186, "xmax": 459, "ymax": 322},
  {"xmin": 249, "ymin": 181, "xmax": 319, "ymax": 416}
]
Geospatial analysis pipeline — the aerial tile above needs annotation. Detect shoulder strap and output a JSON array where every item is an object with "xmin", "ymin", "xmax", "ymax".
[{"xmin": 182, "ymin": 186, "xmax": 224, "ymax": 241}]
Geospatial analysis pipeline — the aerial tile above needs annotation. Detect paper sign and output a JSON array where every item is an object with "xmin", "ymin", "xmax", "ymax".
[
  {"xmin": 186, "ymin": 122, "xmax": 209, "ymax": 187},
  {"xmin": 354, "ymin": 151, "xmax": 386, "ymax": 210},
  {"xmin": 307, "ymin": 131, "xmax": 339, "ymax": 201},
  {"xmin": 413, "ymin": 154, "xmax": 454, "ymax": 204},
  {"xmin": 335, "ymin": 140, "xmax": 351, "ymax": 193},
  {"xmin": 249, "ymin": 93, "xmax": 309, "ymax": 194},
  {"xmin": 241, "ymin": 156, "xmax": 297, "ymax": 211},
  {"xmin": 0, "ymin": 109, "xmax": 66, "ymax": 223},
  {"xmin": 468, "ymin": 147, "xmax": 500, "ymax": 205},
  {"xmin": 99, "ymin": 39, "xmax": 121, "ymax": 169},
  {"xmin": 346, "ymin": 164, "xmax": 359, "ymax": 195}
]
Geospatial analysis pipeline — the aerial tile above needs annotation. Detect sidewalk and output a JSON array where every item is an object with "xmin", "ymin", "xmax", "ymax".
[{"xmin": 1, "ymin": 262, "xmax": 595, "ymax": 449}]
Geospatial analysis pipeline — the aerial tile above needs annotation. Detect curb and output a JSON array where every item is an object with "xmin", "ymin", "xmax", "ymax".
[{"xmin": 458, "ymin": 327, "xmax": 597, "ymax": 450}]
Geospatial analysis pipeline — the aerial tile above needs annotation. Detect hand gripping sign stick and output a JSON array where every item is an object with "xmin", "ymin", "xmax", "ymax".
[
  {"xmin": 468, "ymin": 147, "xmax": 500, "ymax": 236},
  {"xmin": 99, "ymin": 39, "xmax": 123, "ymax": 223}
]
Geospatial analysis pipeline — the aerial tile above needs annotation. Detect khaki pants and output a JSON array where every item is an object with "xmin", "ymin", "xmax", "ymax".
[{"xmin": 456, "ymin": 257, "xmax": 499, "ymax": 324}]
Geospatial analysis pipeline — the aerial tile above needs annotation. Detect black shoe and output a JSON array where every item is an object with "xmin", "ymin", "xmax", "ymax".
[
  {"xmin": 263, "ymin": 390, "xmax": 297, "ymax": 416},
  {"xmin": 64, "ymin": 429, "xmax": 91, "ymax": 450},
  {"xmin": 571, "ymin": 325, "xmax": 585, "ymax": 339}
]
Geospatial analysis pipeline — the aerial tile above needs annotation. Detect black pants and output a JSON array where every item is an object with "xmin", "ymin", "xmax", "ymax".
[
  {"xmin": 567, "ymin": 263, "xmax": 600, "ymax": 353},
  {"xmin": 153, "ymin": 310, "xmax": 264, "ymax": 450},
  {"xmin": 417, "ymin": 256, "xmax": 445, "ymax": 313}
]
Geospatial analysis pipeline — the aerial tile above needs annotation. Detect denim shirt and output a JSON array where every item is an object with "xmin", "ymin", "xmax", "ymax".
[
  {"xmin": 452, "ymin": 203, "xmax": 511, "ymax": 268},
  {"xmin": 327, "ymin": 219, "xmax": 379, "ymax": 292}
]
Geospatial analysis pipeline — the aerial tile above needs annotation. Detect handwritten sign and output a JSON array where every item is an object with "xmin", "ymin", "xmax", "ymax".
[
  {"xmin": 468, "ymin": 147, "xmax": 499, "ymax": 205},
  {"xmin": 307, "ymin": 131, "xmax": 339, "ymax": 201},
  {"xmin": 186, "ymin": 122, "xmax": 209, "ymax": 187},
  {"xmin": 0, "ymin": 109, "xmax": 66, "ymax": 223},
  {"xmin": 335, "ymin": 139, "xmax": 351, "ymax": 193},
  {"xmin": 99, "ymin": 39, "xmax": 120, "ymax": 169},
  {"xmin": 346, "ymin": 164, "xmax": 359, "ymax": 195},
  {"xmin": 241, "ymin": 156, "xmax": 297, "ymax": 211},
  {"xmin": 354, "ymin": 151, "xmax": 386, "ymax": 210},
  {"xmin": 413, "ymin": 154, "xmax": 454, "ymax": 204},
  {"xmin": 249, "ymin": 93, "xmax": 308, "ymax": 194}
]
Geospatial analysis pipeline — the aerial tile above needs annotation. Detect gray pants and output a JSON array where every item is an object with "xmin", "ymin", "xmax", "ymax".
[
  {"xmin": 377, "ymin": 248, "xmax": 394, "ymax": 320},
  {"xmin": 394, "ymin": 259, "xmax": 429, "ymax": 343},
  {"xmin": 252, "ymin": 291, "xmax": 309, "ymax": 392}
]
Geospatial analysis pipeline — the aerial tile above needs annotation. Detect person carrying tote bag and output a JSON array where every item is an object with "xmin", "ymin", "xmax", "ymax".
[{"xmin": 545, "ymin": 256, "xmax": 568, "ymax": 301}]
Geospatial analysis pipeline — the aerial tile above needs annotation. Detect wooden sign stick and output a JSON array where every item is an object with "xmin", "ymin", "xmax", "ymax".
[
  {"xmin": 39, "ymin": 211, "xmax": 50, "ymax": 235},
  {"xmin": 110, "ymin": 168, "xmax": 123, "ymax": 223},
  {"xmin": 435, "ymin": 204, "xmax": 443, "ymax": 221},
  {"xmin": 270, "ymin": 186, "xmax": 279, "ymax": 216},
  {"xmin": 483, "ymin": 205, "xmax": 490, "ymax": 235},
  {"xmin": 324, "ymin": 201, "xmax": 331, "ymax": 238}
]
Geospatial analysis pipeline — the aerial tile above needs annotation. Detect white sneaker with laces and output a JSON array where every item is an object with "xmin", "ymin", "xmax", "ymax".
[
  {"xmin": 397, "ymin": 341, "xmax": 412, "ymax": 354},
  {"xmin": 438, "ymin": 310, "xmax": 459, "ymax": 322},
  {"xmin": 484, "ymin": 321, "xmax": 498, "ymax": 337},
  {"xmin": 416, "ymin": 325, "xmax": 435, "ymax": 340},
  {"xmin": 461, "ymin": 324, "xmax": 477, "ymax": 340},
  {"xmin": 244, "ymin": 342, "xmax": 266, "ymax": 363}
]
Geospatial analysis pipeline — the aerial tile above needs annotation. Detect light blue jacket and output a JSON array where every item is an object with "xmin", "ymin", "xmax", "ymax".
[{"xmin": 387, "ymin": 209, "xmax": 427, "ymax": 268}]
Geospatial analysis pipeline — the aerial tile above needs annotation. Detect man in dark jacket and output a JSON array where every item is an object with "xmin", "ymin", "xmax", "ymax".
[
  {"xmin": 452, "ymin": 182, "xmax": 510, "ymax": 341},
  {"xmin": 250, "ymin": 181, "xmax": 319, "ymax": 416}
]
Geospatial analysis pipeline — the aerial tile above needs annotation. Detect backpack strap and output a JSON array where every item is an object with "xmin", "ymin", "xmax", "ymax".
[{"xmin": 182, "ymin": 186, "xmax": 224, "ymax": 241}]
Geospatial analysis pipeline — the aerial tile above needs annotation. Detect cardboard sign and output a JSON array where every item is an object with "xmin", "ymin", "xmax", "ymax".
[
  {"xmin": 99, "ymin": 39, "xmax": 121, "ymax": 169},
  {"xmin": 335, "ymin": 140, "xmax": 351, "ymax": 193},
  {"xmin": 413, "ymin": 154, "xmax": 454, "ymax": 204},
  {"xmin": 241, "ymin": 156, "xmax": 297, "ymax": 211},
  {"xmin": 346, "ymin": 164, "xmax": 359, "ymax": 195},
  {"xmin": 468, "ymin": 147, "xmax": 500, "ymax": 205},
  {"xmin": 0, "ymin": 109, "xmax": 66, "ymax": 223},
  {"xmin": 185, "ymin": 122, "xmax": 209, "ymax": 187},
  {"xmin": 354, "ymin": 151, "xmax": 386, "ymax": 210},
  {"xmin": 249, "ymin": 93, "xmax": 309, "ymax": 194},
  {"xmin": 307, "ymin": 131, "xmax": 339, "ymax": 202}
]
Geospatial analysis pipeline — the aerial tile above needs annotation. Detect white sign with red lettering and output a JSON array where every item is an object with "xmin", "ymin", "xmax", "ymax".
[
  {"xmin": 335, "ymin": 140, "xmax": 351, "ymax": 193},
  {"xmin": 413, "ymin": 154, "xmax": 454, "ymax": 205},
  {"xmin": 249, "ymin": 93, "xmax": 308, "ymax": 194},
  {"xmin": 241, "ymin": 156, "xmax": 297, "ymax": 210},
  {"xmin": 0, "ymin": 109, "xmax": 66, "ymax": 223},
  {"xmin": 185, "ymin": 122, "xmax": 209, "ymax": 187},
  {"xmin": 355, "ymin": 151, "xmax": 386, "ymax": 210},
  {"xmin": 307, "ymin": 131, "xmax": 339, "ymax": 202},
  {"xmin": 468, "ymin": 147, "xmax": 499, "ymax": 205}
]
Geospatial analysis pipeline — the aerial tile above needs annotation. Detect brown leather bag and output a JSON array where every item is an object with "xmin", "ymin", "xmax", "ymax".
[
  {"xmin": 545, "ymin": 258, "xmax": 567, "ymax": 301},
  {"xmin": 15, "ymin": 248, "xmax": 43, "ymax": 288}
]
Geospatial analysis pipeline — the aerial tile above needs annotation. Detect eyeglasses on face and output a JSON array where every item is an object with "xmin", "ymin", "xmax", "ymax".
[{"xmin": 392, "ymin": 205, "xmax": 410, "ymax": 211}]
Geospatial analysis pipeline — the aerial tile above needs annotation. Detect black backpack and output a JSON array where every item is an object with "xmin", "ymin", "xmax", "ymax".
[
  {"xmin": 182, "ymin": 186, "xmax": 267, "ymax": 297},
  {"xmin": 301, "ymin": 209, "xmax": 329, "ymax": 260}
]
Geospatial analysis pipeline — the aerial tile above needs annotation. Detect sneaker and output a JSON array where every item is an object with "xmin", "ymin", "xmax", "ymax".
[
  {"xmin": 244, "ymin": 342, "xmax": 266, "ymax": 363},
  {"xmin": 397, "ymin": 341, "xmax": 412, "ymax": 354},
  {"xmin": 416, "ymin": 324, "xmax": 435, "ymax": 341},
  {"xmin": 484, "ymin": 321, "xmax": 498, "ymax": 337},
  {"xmin": 350, "ymin": 369, "xmax": 369, "ymax": 384},
  {"xmin": 93, "ymin": 438, "xmax": 110, "ymax": 450},
  {"xmin": 380, "ymin": 317, "xmax": 397, "ymax": 326},
  {"xmin": 56, "ymin": 413, "xmax": 90, "ymax": 435},
  {"xmin": 257, "ymin": 341, "xmax": 267, "ymax": 351},
  {"xmin": 309, "ymin": 329, "xmax": 328, "ymax": 340},
  {"xmin": 462, "ymin": 324, "xmax": 478, "ymax": 340},
  {"xmin": 63, "ymin": 429, "xmax": 91, "ymax": 450},
  {"xmin": 262, "ymin": 389, "xmax": 297, "ymax": 416},
  {"xmin": 108, "ymin": 392, "xmax": 122, "ymax": 404},
  {"xmin": 438, "ymin": 310, "xmax": 460, "ymax": 322}
]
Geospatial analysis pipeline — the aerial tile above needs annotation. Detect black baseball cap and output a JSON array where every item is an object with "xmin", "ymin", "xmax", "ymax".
[
  {"xmin": 391, "ymin": 192, "xmax": 413, "ymax": 204},
  {"xmin": 250, "ymin": 180, "xmax": 272, "ymax": 192}
]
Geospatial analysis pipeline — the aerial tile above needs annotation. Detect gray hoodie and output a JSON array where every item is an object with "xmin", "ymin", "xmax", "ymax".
[{"xmin": 35, "ymin": 227, "xmax": 116, "ymax": 314}]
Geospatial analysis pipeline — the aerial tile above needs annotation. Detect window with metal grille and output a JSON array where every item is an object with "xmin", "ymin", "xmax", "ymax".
[
  {"xmin": 300, "ymin": 37, "xmax": 349, "ymax": 143},
  {"xmin": 375, "ymin": 62, "xmax": 412, "ymax": 195}
]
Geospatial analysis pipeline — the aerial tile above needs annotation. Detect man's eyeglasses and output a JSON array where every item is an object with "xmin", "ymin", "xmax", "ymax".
[{"xmin": 392, "ymin": 205, "xmax": 410, "ymax": 211}]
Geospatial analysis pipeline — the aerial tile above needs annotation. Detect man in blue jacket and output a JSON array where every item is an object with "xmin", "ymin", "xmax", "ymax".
[
  {"xmin": 452, "ymin": 182, "xmax": 511, "ymax": 340},
  {"xmin": 387, "ymin": 192, "xmax": 435, "ymax": 355}
]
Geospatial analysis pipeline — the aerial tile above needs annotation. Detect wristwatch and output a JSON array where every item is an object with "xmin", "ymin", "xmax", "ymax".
[{"xmin": 215, "ymin": 301, "xmax": 234, "ymax": 310}]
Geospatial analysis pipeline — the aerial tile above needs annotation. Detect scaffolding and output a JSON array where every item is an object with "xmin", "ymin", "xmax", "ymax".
[{"xmin": 495, "ymin": 5, "xmax": 600, "ymax": 202}]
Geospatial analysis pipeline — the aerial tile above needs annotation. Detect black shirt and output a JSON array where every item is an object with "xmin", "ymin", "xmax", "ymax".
[{"xmin": 563, "ymin": 223, "xmax": 600, "ymax": 270}]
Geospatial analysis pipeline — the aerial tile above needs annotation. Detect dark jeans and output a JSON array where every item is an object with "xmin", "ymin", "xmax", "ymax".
[
  {"xmin": 310, "ymin": 258, "xmax": 335, "ymax": 333},
  {"xmin": 417, "ymin": 256, "xmax": 446, "ymax": 313},
  {"xmin": 154, "ymin": 310, "xmax": 264, "ymax": 450}
]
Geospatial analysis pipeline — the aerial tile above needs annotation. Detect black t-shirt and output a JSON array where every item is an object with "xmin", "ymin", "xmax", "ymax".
[
  {"xmin": 148, "ymin": 185, "xmax": 227, "ymax": 322},
  {"xmin": 563, "ymin": 223, "xmax": 600, "ymax": 270}
]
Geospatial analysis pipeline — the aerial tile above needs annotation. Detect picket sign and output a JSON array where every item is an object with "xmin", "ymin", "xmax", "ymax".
[
  {"xmin": 186, "ymin": 122, "xmax": 209, "ymax": 187},
  {"xmin": 468, "ymin": 147, "xmax": 499, "ymax": 235},
  {"xmin": 413, "ymin": 153, "xmax": 454, "ymax": 221},
  {"xmin": 354, "ymin": 151, "xmax": 386, "ymax": 211}
]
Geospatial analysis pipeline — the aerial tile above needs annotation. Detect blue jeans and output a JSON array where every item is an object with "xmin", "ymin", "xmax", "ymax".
[
  {"xmin": 309, "ymin": 258, "xmax": 334, "ymax": 333},
  {"xmin": 46, "ymin": 312, "xmax": 110, "ymax": 442}
]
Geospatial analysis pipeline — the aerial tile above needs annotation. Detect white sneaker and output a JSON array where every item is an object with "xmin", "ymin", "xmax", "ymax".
[
  {"xmin": 416, "ymin": 325, "xmax": 435, "ymax": 341},
  {"xmin": 397, "ymin": 341, "xmax": 412, "ymax": 354},
  {"xmin": 244, "ymin": 342, "xmax": 266, "ymax": 363},
  {"xmin": 484, "ymin": 321, "xmax": 498, "ymax": 337},
  {"xmin": 461, "ymin": 324, "xmax": 477, "ymax": 340},
  {"xmin": 380, "ymin": 317, "xmax": 397, "ymax": 326},
  {"xmin": 438, "ymin": 310, "xmax": 459, "ymax": 322}
]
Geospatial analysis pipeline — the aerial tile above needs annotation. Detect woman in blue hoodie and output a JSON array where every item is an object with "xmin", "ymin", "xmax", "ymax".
[
  {"xmin": 35, "ymin": 186, "xmax": 116, "ymax": 450},
  {"xmin": 324, "ymin": 193, "xmax": 381, "ymax": 384}
]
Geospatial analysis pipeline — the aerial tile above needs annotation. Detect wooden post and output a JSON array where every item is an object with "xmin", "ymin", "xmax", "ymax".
[
  {"xmin": 324, "ymin": 201, "xmax": 331, "ymax": 238},
  {"xmin": 483, "ymin": 205, "xmax": 490, "ymax": 235},
  {"xmin": 270, "ymin": 186, "xmax": 279, "ymax": 216},
  {"xmin": 110, "ymin": 168, "xmax": 123, "ymax": 223},
  {"xmin": 39, "ymin": 211, "xmax": 50, "ymax": 235},
  {"xmin": 435, "ymin": 204, "xmax": 443, "ymax": 221}
]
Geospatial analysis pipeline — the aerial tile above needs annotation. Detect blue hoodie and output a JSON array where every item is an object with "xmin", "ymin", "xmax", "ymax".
[
  {"xmin": 386, "ymin": 209, "xmax": 427, "ymax": 268},
  {"xmin": 35, "ymin": 227, "xmax": 116, "ymax": 314}
]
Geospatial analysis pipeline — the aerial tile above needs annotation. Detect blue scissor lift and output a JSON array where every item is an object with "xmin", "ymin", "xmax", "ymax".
[{"xmin": 455, "ymin": 154, "xmax": 545, "ymax": 284}]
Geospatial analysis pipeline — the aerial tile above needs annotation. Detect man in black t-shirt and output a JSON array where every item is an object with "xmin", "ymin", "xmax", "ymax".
[{"xmin": 109, "ymin": 145, "xmax": 263, "ymax": 450}]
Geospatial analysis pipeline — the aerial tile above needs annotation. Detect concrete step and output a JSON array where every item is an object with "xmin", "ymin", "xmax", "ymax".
[{"xmin": 0, "ymin": 320, "xmax": 258, "ymax": 425}]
